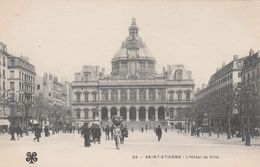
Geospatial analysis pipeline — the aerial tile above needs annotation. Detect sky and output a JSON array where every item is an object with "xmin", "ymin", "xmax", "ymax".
[{"xmin": 0, "ymin": 0, "xmax": 260, "ymax": 88}]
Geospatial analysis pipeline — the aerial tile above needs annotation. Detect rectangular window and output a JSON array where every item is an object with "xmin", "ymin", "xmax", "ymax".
[
  {"xmin": 186, "ymin": 92, "xmax": 191, "ymax": 101},
  {"xmin": 10, "ymin": 82, "xmax": 15, "ymax": 91},
  {"xmin": 84, "ymin": 92, "xmax": 88, "ymax": 102},
  {"xmin": 84, "ymin": 111, "xmax": 88, "ymax": 119},
  {"xmin": 3, "ymin": 69, "xmax": 5, "ymax": 78},
  {"xmin": 76, "ymin": 92, "xmax": 81, "ymax": 101},
  {"xmin": 3, "ymin": 81, "xmax": 5, "ymax": 90},
  {"xmin": 177, "ymin": 91, "xmax": 182, "ymax": 101},
  {"xmin": 3, "ymin": 57, "xmax": 6, "ymax": 67},
  {"xmin": 10, "ymin": 71, "xmax": 15, "ymax": 78},
  {"xmin": 92, "ymin": 92, "xmax": 97, "ymax": 102},
  {"xmin": 77, "ymin": 111, "xmax": 81, "ymax": 119}
]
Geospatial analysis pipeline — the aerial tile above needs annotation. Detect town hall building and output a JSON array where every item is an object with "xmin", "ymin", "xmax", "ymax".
[{"xmin": 71, "ymin": 18, "xmax": 195, "ymax": 128}]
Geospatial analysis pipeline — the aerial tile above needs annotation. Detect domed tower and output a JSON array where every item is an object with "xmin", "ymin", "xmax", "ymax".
[{"xmin": 111, "ymin": 18, "xmax": 156, "ymax": 78}]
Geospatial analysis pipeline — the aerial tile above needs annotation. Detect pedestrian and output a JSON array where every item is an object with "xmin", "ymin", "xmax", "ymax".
[
  {"xmin": 77, "ymin": 126, "xmax": 80, "ymax": 134},
  {"xmin": 113, "ymin": 125, "xmax": 122, "ymax": 150},
  {"xmin": 44, "ymin": 126, "xmax": 50, "ymax": 137},
  {"xmin": 196, "ymin": 127, "xmax": 201, "ymax": 137},
  {"xmin": 165, "ymin": 127, "xmax": 167, "ymax": 133},
  {"xmin": 10, "ymin": 124, "xmax": 16, "ymax": 141},
  {"xmin": 141, "ymin": 127, "xmax": 144, "ymax": 133},
  {"xmin": 91, "ymin": 124, "xmax": 96, "ymax": 143},
  {"xmin": 33, "ymin": 125, "xmax": 42, "ymax": 142},
  {"xmin": 82, "ymin": 123, "xmax": 91, "ymax": 147},
  {"xmin": 155, "ymin": 125, "xmax": 162, "ymax": 142},
  {"xmin": 120, "ymin": 125, "xmax": 125, "ymax": 144},
  {"xmin": 15, "ymin": 125, "xmax": 20, "ymax": 140},
  {"xmin": 18, "ymin": 125, "xmax": 23, "ymax": 138},
  {"xmin": 105, "ymin": 125, "xmax": 110, "ymax": 140},
  {"xmin": 110, "ymin": 124, "xmax": 115, "ymax": 140},
  {"xmin": 96, "ymin": 125, "xmax": 102, "ymax": 144}
]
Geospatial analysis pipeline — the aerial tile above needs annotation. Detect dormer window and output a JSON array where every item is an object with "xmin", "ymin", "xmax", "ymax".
[{"xmin": 175, "ymin": 70, "xmax": 183, "ymax": 80}]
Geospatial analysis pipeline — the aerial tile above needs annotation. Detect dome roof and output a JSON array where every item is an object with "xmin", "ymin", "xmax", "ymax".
[{"xmin": 112, "ymin": 18, "xmax": 154, "ymax": 60}]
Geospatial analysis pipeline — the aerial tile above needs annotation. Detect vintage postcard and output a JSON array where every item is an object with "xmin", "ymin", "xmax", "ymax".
[{"xmin": 0, "ymin": 0, "xmax": 259, "ymax": 167}]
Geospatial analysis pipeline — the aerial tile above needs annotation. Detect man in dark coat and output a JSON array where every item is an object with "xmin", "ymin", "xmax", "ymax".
[
  {"xmin": 34, "ymin": 125, "xmax": 42, "ymax": 142},
  {"xmin": 105, "ymin": 125, "xmax": 110, "ymax": 140},
  {"xmin": 44, "ymin": 126, "xmax": 50, "ymax": 137},
  {"xmin": 82, "ymin": 123, "xmax": 91, "ymax": 147},
  {"xmin": 110, "ymin": 124, "xmax": 115, "ymax": 140},
  {"xmin": 9, "ymin": 125, "xmax": 16, "ymax": 141},
  {"xmin": 155, "ymin": 125, "xmax": 162, "ymax": 142},
  {"xmin": 90, "ymin": 124, "xmax": 96, "ymax": 143},
  {"xmin": 96, "ymin": 125, "xmax": 102, "ymax": 144}
]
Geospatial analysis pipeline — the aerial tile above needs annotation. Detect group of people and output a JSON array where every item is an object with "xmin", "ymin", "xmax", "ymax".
[
  {"xmin": 81, "ymin": 123, "xmax": 129, "ymax": 149},
  {"xmin": 8, "ymin": 124, "xmax": 51, "ymax": 142},
  {"xmin": 9, "ymin": 124, "xmax": 24, "ymax": 140},
  {"xmin": 81, "ymin": 123, "xmax": 102, "ymax": 147}
]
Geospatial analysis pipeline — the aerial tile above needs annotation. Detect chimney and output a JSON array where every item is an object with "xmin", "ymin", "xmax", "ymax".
[
  {"xmin": 233, "ymin": 55, "xmax": 238, "ymax": 60},
  {"xmin": 202, "ymin": 84, "xmax": 205, "ymax": 89},
  {"xmin": 102, "ymin": 68, "xmax": 105, "ymax": 75},
  {"xmin": 222, "ymin": 62, "xmax": 226, "ymax": 68},
  {"xmin": 167, "ymin": 65, "xmax": 171, "ymax": 73}
]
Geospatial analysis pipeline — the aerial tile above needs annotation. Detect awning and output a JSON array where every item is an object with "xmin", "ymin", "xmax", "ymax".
[{"xmin": 0, "ymin": 119, "xmax": 10, "ymax": 126}]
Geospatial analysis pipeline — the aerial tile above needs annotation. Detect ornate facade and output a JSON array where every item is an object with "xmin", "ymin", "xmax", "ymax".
[{"xmin": 71, "ymin": 18, "xmax": 195, "ymax": 128}]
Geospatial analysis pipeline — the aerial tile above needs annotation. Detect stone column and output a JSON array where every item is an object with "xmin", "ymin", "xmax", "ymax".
[
  {"xmin": 99, "ymin": 89, "xmax": 102, "ymax": 101},
  {"xmin": 127, "ymin": 89, "xmax": 130, "ymax": 101},
  {"xmin": 155, "ymin": 89, "xmax": 158, "ymax": 101},
  {"xmin": 136, "ymin": 109, "xmax": 139, "ymax": 121},
  {"xmin": 117, "ymin": 107, "xmax": 120, "ymax": 116},
  {"xmin": 145, "ymin": 108, "xmax": 149, "ymax": 121},
  {"xmin": 155, "ymin": 107, "xmax": 158, "ymax": 121},
  {"xmin": 126, "ymin": 108, "xmax": 130, "ymax": 121},
  {"xmin": 98, "ymin": 108, "xmax": 102, "ymax": 121},
  {"xmin": 117, "ymin": 89, "xmax": 120, "ymax": 102},
  {"xmin": 136, "ymin": 89, "xmax": 139, "ymax": 101},
  {"xmin": 108, "ymin": 109, "xmax": 111, "ymax": 121},
  {"xmin": 108, "ymin": 89, "xmax": 111, "ymax": 101},
  {"xmin": 146, "ymin": 89, "xmax": 149, "ymax": 101}
]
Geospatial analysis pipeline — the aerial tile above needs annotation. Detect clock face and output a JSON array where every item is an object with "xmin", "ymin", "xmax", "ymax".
[{"xmin": 127, "ymin": 49, "xmax": 137, "ymax": 57}]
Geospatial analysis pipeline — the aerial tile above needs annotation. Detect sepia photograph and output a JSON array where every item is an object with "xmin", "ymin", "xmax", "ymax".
[{"xmin": 0, "ymin": 0, "xmax": 260, "ymax": 167}]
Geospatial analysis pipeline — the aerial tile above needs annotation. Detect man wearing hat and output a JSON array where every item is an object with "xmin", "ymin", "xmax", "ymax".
[{"xmin": 82, "ymin": 123, "xmax": 91, "ymax": 147}]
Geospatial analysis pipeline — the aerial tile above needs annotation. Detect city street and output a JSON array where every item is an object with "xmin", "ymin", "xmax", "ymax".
[{"xmin": 0, "ymin": 131, "xmax": 259, "ymax": 167}]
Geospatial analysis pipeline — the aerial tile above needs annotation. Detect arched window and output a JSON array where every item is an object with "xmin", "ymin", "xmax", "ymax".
[
  {"xmin": 177, "ymin": 90, "xmax": 183, "ymax": 101},
  {"xmin": 139, "ymin": 89, "xmax": 146, "ymax": 101},
  {"xmin": 169, "ymin": 108, "xmax": 174, "ymax": 119},
  {"xmin": 158, "ymin": 89, "xmax": 166, "ymax": 101},
  {"xmin": 168, "ymin": 90, "xmax": 174, "ymax": 101},
  {"xmin": 83, "ymin": 108, "xmax": 89, "ymax": 119},
  {"xmin": 83, "ymin": 91, "xmax": 89, "ymax": 102},
  {"xmin": 129, "ymin": 89, "xmax": 136, "ymax": 101},
  {"xmin": 92, "ymin": 91, "xmax": 97, "ymax": 102},
  {"xmin": 75, "ymin": 91, "xmax": 81, "ymax": 101},
  {"xmin": 185, "ymin": 90, "xmax": 191, "ymax": 101},
  {"xmin": 75, "ymin": 108, "xmax": 81, "ymax": 119},
  {"xmin": 149, "ymin": 89, "xmax": 155, "ymax": 100},
  {"xmin": 101, "ymin": 89, "xmax": 108, "ymax": 101},
  {"xmin": 175, "ymin": 70, "xmax": 183, "ymax": 80},
  {"xmin": 111, "ymin": 89, "xmax": 118, "ymax": 101},
  {"xmin": 120, "ymin": 89, "xmax": 127, "ymax": 101}
]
